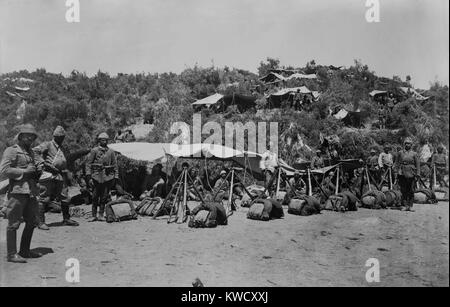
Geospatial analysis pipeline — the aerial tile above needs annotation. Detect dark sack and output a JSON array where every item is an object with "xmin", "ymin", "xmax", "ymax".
[
  {"xmin": 105, "ymin": 199, "xmax": 138, "ymax": 223},
  {"xmin": 340, "ymin": 191, "xmax": 359, "ymax": 211},
  {"xmin": 324, "ymin": 194, "xmax": 347, "ymax": 212},
  {"xmin": 361, "ymin": 190, "xmax": 387, "ymax": 209},
  {"xmin": 268, "ymin": 198, "xmax": 284, "ymax": 219},
  {"xmin": 384, "ymin": 190, "xmax": 402, "ymax": 207},
  {"xmin": 188, "ymin": 210, "xmax": 211, "ymax": 228},
  {"xmin": 288, "ymin": 196, "xmax": 321, "ymax": 216}
]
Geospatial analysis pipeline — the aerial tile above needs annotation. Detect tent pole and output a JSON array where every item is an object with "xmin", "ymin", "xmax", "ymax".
[
  {"xmin": 365, "ymin": 166, "xmax": 372, "ymax": 191},
  {"xmin": 335, "ymin": 165, "xmax": 340, "ymax": 195},
  {"xmin": 275, "ymin": 167, "xmax": 281, "ymax": 198},
  {"xmin": 307, "ymin": 168, "xmax": 312, "ymax": 196},
  {"xmin": 228, "ymin": 169, "xmax": 235, "ymax": 211}
]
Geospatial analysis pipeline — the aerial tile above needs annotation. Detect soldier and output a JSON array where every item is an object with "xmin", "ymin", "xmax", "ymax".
[
  {"xmin": 322, "ymin": 170, "xmax": 337, "ymax": 196},
  {"xmin": 378, "ymin": 145, "xmax": 394, "ymax": 184},
  {"xmin": 431, "ymin": 145, "xmax": 449, "ymax": 188},
  {"xmin": 367, "ymin": 149, "xmax": 380, "ymax": 183},
  {"xmin": 310, "ymin": 150, "xmax": 325, "ymax": 170},
  {"xmin": 33, "ymin": 126, "xmax": 79, "ymax": 229},
  {"xmin": 396, "ymin": 137, "xmax": 420, "ymax": 211},
  {"xmin": 86, "ymin": 133, "xmax": 119, "ymax": 221},
  {"xmin": 287, "ymin": 171, "xmax": 306, "ymax": 196},
  {"xmin": 141, "ymin": 163, "xmax": 167, "ymax": 199},
  {"xmin": 0, "ymin": 124, "xmax": 43, "ymax": 262},
  {"xmin": 213, "ymin": 170, "xmax": 229, "ymax": 200}
]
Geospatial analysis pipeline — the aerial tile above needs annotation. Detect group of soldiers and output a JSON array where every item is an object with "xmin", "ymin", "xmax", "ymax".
[
  {"xmin": 0, "ymin": 124, "xmax": 119, "ymax": 263},
  {"xmin": 1, "ymin": 123, "xmax": 448, "ymax": 263}
]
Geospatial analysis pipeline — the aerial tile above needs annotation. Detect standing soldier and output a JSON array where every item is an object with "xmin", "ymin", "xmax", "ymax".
[
  {"xmin": 396, "ymin": 137, "xmax": 420, "ymax": 211},
  {"xmin": 366, "ymin": 149, "xmax": 380, "ymax": 184},
  {"xmin": 33, "ymin": 126, "xmax": 79, "ymax": 229},
  {"xmin": 0, "ymin": 124, "xmax": 43, "ymax": 262},
  {"xmin": 86, "ymin": 133, "xmax": 119, "ymax": 221},
  {"xmin": 378, "ymin": 145, "xmax": 394, "ymax": 184},
  {"xmin": 431, "ymin": 145, "xmax": 449, "ymax": 188},
  {"xmin": 310, "ymin": 150, "xmax": 325, "ymax": 170}
]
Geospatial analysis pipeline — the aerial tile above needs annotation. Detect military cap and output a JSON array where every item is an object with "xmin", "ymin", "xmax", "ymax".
[
  {"xmin": 18, "ymin": 124, "xmax": 38, "ymax": 138},
  {"xmin": 98, "ymin": 132, "xmax": 109, "ymax": 140},
  {"xmin": 53, "ymin": 125, "xmax": 66, "ymax": 137}
]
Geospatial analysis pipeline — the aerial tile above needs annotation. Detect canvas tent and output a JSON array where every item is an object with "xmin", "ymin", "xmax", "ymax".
[
  {"xmin": 260, "ymin": 72, "xmax": 317, "ymax": 83},
  {"xmin": 191, "ymin": 93, "xmax": 224, "ymax": 106},
  {"xmin": 192, "ymin": 93, "xmax": 256, "ymax": 112}
]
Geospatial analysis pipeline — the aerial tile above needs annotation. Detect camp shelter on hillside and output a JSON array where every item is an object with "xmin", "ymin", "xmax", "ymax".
[
  {"xmin": 265, "ymin": 86, "xmax": 318, "ymax": 109},
  {"xmin": 333, "ymin": 108, "xmax": 371, "ymax": 128},
  {"xmin": 192, "ymin": 93, "xmax": 257, "ymax": 112},
  {"xmin": 398, "ymin": 87, "xmax": 429, "ymax": 101},
  {"xmin": 259, "ymin": 72, "xmax": 317, "ymax": 84}
]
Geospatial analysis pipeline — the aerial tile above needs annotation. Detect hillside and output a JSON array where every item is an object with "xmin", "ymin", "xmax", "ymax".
[{"xmin": 0, "ymin": 58, "xmax": 448, "ymax": 168}]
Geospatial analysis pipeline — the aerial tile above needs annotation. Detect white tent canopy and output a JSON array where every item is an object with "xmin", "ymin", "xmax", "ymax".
[
  {"xmin": 191, "ymin": 93, "xmax": 224, "ymax": 106},
  {"xmin": 268, "ymin": 86, "xmax": 312, "ymax": 97}
]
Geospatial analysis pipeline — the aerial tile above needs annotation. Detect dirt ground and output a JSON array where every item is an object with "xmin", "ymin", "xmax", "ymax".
[{"xmin": 0, "ymin": 200, "xmax": 448, "ymax": 287}]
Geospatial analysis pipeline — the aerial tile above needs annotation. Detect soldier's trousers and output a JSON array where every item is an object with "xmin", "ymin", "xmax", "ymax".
[
  {"xmin": 38, "ymin": 179, "xmax": 70, "ymax": 223},
  {"xmin": 5, "ymin": 194, "xmax": 38, "ymax": 256},
  {"xmin": 398, "ymin": 175, "xmax": 415, "ymax": 208},
  {"xmin": 92, "ymin": 180, "xmax": 113, "ymax": 216}
]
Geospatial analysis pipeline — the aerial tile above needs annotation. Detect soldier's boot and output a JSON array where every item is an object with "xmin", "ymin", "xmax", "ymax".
[
  {"xmin": 37, "ymin": 202, "xmax": 50, "ymax": 230},
  {"xmin": 6, "ymin": 229, "xmax": 26, "ymax": 263},
  {"xmin": 18, "ymin": 224, "xmax": 42, "ymax": 258},
  {"xmin": 61, "ymin": 202, "xmax": 79, "ymax": 226}
]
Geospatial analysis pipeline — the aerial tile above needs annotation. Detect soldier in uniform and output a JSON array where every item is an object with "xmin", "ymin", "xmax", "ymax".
[
  {"xmin": 33, "ymin": 126, "xmax": 79, "ymax": 229},
  {"xmin": 0, "ymin": 124, "xmax": 43, "ymax": 263},
  {"xmin": 287, "ymin": 171, "xmax": 306, "ymax": 196},
  {"xmin": 310, "ymin": 150, "xmax": 325, "ymax": 170},
  {"xmin": 366, "ymin": 149, "xmax": 380, "ymax": 184},
  {"xmin": 396, "ymin": 137, "xmax": 420, "ymax": 211},
  {"xmin": 431, "ymin": 145, "xmax": 449, "ymax": 188},
  {"xmin": 86, "ymin": 133, "xmax": 119, "ymax": 221}
]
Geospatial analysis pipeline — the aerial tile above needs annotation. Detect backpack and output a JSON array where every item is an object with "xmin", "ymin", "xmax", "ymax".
[
  {"xmin": 188, "ymin": 210, "xmax": 211, "ymax": 228},
  {"xmin": 340, "ymin": 191, "xmax": 359, "ymax": 211},
  {"xmin": 136, "ymin": 197, "xmax": 167, "ymax": 216},
  {"xmin": 288, "ymin": 195, "xmax": 321, "ymax": 216},
  {"xmin": 414, "ymin": 188, "xmax": 437, "ymax": 204},
  {"xmin": 105, "ymin": 199, "xmax": 138, "ymax": 223},
  {"xmin": 247, "ymin": 199, "xmax": 271, "ymax": 221},
  {"xmin": 324, "ymin": 194, "xmax": 348, "ymax": 212},
  {"xmin": 361, "ymin": 190, "xmax": 387, "ymax": 209},
  {"xmin": 384, "ymin": 190, "xmax": 402, "ymax": 208}
]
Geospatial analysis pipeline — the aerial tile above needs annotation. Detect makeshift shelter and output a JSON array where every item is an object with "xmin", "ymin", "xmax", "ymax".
[
  {"xmin": 398, "ymin": 87, "xmax": 429, "ymax": 101},
  {"xmin": 259, "ymin": 72, "xmax": 317, "ymax": 84},
  {"xmin": 192, "ymin": 93, "xmax": 256, "ymax": 112},
  {"xmin": 191, "ymin": 93, "xmax": 224, "ymax": 107},
  {"xmin": 266, "ymin": 86, "xmax": 317, "ymax": 108},
  {"xmin": 333, "ymin": 109, "xmax": 371, "ymax": 127}
]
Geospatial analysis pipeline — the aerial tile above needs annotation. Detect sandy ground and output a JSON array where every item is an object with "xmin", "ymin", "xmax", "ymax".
[{"xmin": 0, "ymin": 201, "xmax": 448, "ymax": 287}]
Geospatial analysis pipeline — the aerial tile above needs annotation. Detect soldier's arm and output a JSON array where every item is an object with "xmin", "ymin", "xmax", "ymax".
[
  {"xmin": 111, "ymin": 151, "xmax": 119, "ymax": 179},
  {"xmin": 32, "ymin": 141, "xmax": 49, "ymax": 169},
  {"xmin": 0, "ymin": 147, "xmax": 24, "ymax": 180},
  {"xmin": 85, "ymin": 149, "xmax": 96, "ymax": 176},
  {"xmin": 378, "ymin": 154, "xmax": 383, "ymax": 168},
  {"xmin": 415, "ymin": 153, "xmax": 420, "ymax": 176}
]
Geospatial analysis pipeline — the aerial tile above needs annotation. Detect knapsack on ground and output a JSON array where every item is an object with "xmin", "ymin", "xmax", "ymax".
[
  {"xmin": 384, "ymin": 190, "xmax": 402, "ymax": 208},
  {"xmin": 414, "ymin": 188, "xmax": 438, "ymax": 204},
  {"xmin": 105, "ymin": 199, "xmax": 138, "ymax": 223},
  {"xmin": 136, "ymin": 197, "xmax": 167, "ymax": 216},
  {"xmin": 288, "ymin": 195, "xmax": 321, "ymax": 216},
  {"xmin": 247, "ymin": 199, "xmax": 271, "ymax": 221},
  {"xmin": 324, "ymin": 192, "xmax": 358, "ymax": 212},
  {"xmin": 188, "ymin": 210, "xmax": 211, "ymax": 228},
  {"xmin": 361, "ymin": 190, "xmax": 387, "ymax": 209}
]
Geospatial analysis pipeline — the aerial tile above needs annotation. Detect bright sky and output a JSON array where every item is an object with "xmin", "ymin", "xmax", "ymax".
[{"xmin": 0, "ymin": 0, "xmax": 448, "ymax": 89}]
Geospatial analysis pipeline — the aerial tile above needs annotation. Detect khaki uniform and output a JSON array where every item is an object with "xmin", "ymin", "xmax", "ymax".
[
  {"xmin": 0, "ymin": 144, "xmax": 41, "ymax": 257},
  {"xmin": 86, "ymin": 146, "xmax": 119, "ymax": 217},
  {"xmin": 396, "ymin": 149, "xmax": 420, "ymax": 208},
  {"xmin": 33, "ymin": 140, "xmax": 70, "ymax": 223},
  {"xmin": 431, "ymin": 152, "xmax": 448, "ymax": 186}
]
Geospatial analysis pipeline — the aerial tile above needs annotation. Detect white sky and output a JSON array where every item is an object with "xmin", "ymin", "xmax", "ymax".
[{"xmin": 0, "ymin": 0, "xmax": 448, "ymax": 88}]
